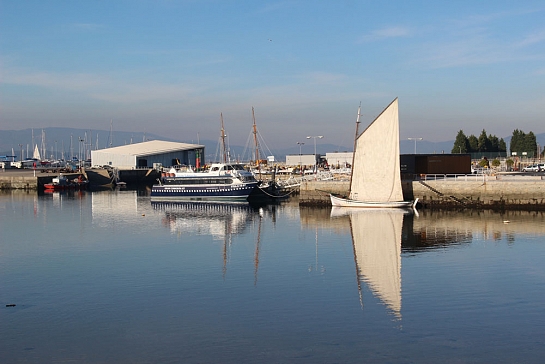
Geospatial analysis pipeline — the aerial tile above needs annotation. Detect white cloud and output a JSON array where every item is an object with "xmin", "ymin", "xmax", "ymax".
[{"xmin": 359, "ymin": 26, "xmax": 411, "ymax": 42}]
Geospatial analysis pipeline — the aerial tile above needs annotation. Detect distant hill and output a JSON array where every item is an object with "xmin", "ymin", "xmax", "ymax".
[{"xmin": 1, "ymin": 127, "xmax": 544, "ymax": 161}]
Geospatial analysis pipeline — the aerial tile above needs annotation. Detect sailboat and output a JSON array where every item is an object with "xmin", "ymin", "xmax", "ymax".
[{"xmin": 330, "ymin": 98, "xmax": 417, "ymax": 208}]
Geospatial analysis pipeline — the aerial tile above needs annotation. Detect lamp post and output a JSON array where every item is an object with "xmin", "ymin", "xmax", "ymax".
[
  {"xmin": 18, "ymin": 144, "xmax": 23, "ymax": 162},
  {"xmin": 297, "ymin": 142, "xmax": 305, "ymax": 175},
  {"xmin": 306, "ymin": 135, "xmax": 323, "ymax": 172},
  {"xmin": 407, "ymin": 137, "xmax": 423, "ymax": 154}
]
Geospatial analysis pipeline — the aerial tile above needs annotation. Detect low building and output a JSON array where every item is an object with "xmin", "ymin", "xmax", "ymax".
[
  {"xmin": 91, "ymin": 140, "xmax": 205, "ymax": 169},
  {"xmin": 400, "ymin": 154, "xmax": 471, "ymax": 176},
  {"xmin": 325, "ymin": 152, "xmax": 353, "ymax": 168},
  {"xmin": 286, "ymin": 154, "xmax": 319, "ymax": 167}
]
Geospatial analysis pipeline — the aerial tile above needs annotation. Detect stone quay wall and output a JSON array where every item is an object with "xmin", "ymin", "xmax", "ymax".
[{"xmin": 300, "ymin": 176, "xmax": 545, "ymax": 210}]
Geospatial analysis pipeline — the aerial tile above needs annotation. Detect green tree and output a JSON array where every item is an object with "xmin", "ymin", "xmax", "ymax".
[
  {"xmin": 451, "ymin": 130, "xmax": 469, "ymax": 153},
  {"xmin": 510, "ymin": 129, "xmax": 524, "ymax": 154},
  {"xmin": 478, "ymin": 129, "xmax": 491, "ymax": 152},
  {"xmin": 468, "ymin": 135, "xmax": 478, "ymax": 152},
  {"xmin": 498, "ymin": 138, "xmax": 507, "ymax": 153},
  {"xmin": 489, "ymin": 134, "xmax": 499, "ymax": 151},
  {"xmin": 525, "ymin": 131, "xmax": 537, "ymax": 157},
  {"xmin": 510, "ymin": 129, "xmax": 537, "ymax": 157}
]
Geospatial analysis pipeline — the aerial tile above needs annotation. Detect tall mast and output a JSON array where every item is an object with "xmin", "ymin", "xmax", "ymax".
[
  {"xmin": 252, "ymin": 107, "xmax": 259, "ymax": 164},
  {"xmin": 109, "ymin": 119, "xmax": 113, "ymax": 148},
  {"xmin": 252, "ymin": 107, "xmax": 262, "ymax": 178},
  {"xmin": 220, "ymin": 113, "xmax": 227, "ymax": 164},
  {"xmin": 348, "ymin": 103, "xmax": 361, "ymax": 196}
]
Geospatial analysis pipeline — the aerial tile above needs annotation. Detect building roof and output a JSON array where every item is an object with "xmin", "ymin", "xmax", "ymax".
[{"xmin": 92, "ymin": 140, "xmax": 204, "ymax": 157}]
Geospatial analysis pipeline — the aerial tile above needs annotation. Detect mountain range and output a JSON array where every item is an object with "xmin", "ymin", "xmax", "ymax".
[{"xmin": 1, "ymin": 127, "xmax": 544, "ymax": 161}]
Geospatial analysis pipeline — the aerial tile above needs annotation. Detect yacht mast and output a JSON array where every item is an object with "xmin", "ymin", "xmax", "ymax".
[
  {"xmin": 220, "ymin": 113, "xmax": 227, "ymax": 164},
  {"xmin": 348, "ymin": 103, "xmax": 361, "ymax": 196}
]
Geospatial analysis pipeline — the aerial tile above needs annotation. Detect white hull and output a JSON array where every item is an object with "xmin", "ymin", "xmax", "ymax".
[{"xmin": 330, "ymin": 194, "xmax": 417, "ymax": 209}]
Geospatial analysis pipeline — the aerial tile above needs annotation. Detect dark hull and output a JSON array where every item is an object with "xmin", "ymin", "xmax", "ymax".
[{"xmin": 150, "ymin": 182, "xmax": 258, "ymax": 202}]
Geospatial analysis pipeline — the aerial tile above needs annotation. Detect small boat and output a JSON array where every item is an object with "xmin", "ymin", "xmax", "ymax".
[
  {"xmin": 44, "ymin": 174, "xmax": 89, "ymax": 191},
  {"xmin": 330, "ymin": 98, "xmax": 417, "ymax": 209},
  {"xmin": 150, "ymin": 163, "xmax": 259, "ymax": 202}
]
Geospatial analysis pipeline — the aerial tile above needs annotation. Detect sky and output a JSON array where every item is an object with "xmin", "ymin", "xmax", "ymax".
[{"xmin": 1, "ymin": 0, "xmax": 544, "ymax": 149}]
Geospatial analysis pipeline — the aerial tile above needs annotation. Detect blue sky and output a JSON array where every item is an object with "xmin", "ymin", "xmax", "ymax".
[{"xmin": 1, "ymin": 0, "xmax": 544, "ymax": 149}]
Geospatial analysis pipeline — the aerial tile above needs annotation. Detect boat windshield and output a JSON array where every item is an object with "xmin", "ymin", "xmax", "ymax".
[{"xmin": 223, "ymin": 164, "xmax": 245, "ymax": 171}]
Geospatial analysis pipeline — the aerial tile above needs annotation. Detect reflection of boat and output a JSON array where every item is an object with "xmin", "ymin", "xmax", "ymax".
[
  {"xmin": 151, "ymin": 201, "xmax": 257, "ymax": 237},
  {"xmin": 330, "ymin": 99, "xmax": 416, "ymax": 208},
  {"xmin": 332, "ymin": 207, "xmax": 409, "ymax": 318},
  {"xmin": 44, "ymin": 174, "xmax": 89, "ymax": 191}
]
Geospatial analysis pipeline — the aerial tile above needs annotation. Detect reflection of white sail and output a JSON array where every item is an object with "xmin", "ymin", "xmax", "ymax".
[{"xmin": 342, "ymin": 208, "xmax": 405, "ymax": 318}]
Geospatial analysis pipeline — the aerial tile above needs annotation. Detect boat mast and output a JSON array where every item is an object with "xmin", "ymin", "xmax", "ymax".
[
  {"xmin": 348, "ymin": 103, "xmax": 361, "ymax": 196},
  {"xmin": 220, "ymin": 113, "xmax": 227, "ymax": 164},
  {"xmin": 252, "ymin": 107, "xmax": 261, "ymax": 178}
]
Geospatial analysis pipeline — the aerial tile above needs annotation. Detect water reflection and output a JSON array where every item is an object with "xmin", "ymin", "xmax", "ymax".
[
  {"xmin": 331, "ymin": 208, "xmax": 409, "ymax": 318},
  {"xmin": 406, "ymin": 210, "xmax": 545, "ymax": 251}
]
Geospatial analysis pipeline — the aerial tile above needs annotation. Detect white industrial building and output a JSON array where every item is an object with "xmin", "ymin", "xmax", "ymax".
[
  {"xmin": 285, "ymin": 154, "xmax": 319, "ymax": 167},
  {"xmin": 91, "ymin": 140, "xmax": 205, "ymax": 169},
  {"xmin": 325, "ymin": 152, "xmax": 353, "ymax": 168}
]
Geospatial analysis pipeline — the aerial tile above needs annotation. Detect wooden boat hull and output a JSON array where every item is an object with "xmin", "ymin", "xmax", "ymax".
[{"xmin": 330, "ymin": 194, "xmax": 417, "ymax": 209}]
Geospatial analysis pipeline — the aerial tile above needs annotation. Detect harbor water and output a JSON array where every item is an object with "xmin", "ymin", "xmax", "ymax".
[{"xmin": 1, "ymin": 189, "xmax": 545, "ymax": 363}]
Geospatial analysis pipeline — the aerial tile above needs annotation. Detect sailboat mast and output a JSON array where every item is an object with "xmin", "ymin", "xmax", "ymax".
[
  {"xmin": 252, "ymin": 107, "xmax": 259, "ymax": 164},
  {"xmin": 251, "ymin": 107, "xmax": 262, "ymax": 178},
  {"xmin": 220, "ymin": 113, "xmax": 227, "ymax": 164},
  {"xmin": 348, "ymin": 103, "xmax": 361, "ymax": 195}
]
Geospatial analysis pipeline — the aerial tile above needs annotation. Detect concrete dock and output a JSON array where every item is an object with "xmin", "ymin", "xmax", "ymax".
[
  {"xmin": 3, "ymin": 168, "xmax": 545, "ymax": 210},
  {"xmin": 0, "ymin": 168, "xmax": 82, "ymax": 190},
  {"xmin": 299, "ymin": 174, "xmax": 545, "ymax": 210}
]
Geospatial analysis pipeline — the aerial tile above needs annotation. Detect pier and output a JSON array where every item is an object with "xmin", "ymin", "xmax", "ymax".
[
  {"xmin": 3, "ymin": 168, "xmax": 545, "ymax": 210},
  {"xmin": 0, "ymin": 169, "xmax": 82, "ymax": 190},
  {"xmin": 299, "ymin": 173, "xmax": 545, "ymax": 210}
]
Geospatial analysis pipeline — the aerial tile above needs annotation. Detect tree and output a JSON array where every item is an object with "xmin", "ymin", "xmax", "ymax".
[
  {"xmin": 468, "ymin": 135, "xmax": 478, "ymax": 152},
  {"xmin": 498, "ymin": 138, "xmax": 507, "ymax": 153},
  {"xmin": 510, "ymin": 129, "xmax": 537, "ymax": 157},
  {"xmin": 489, "ymin": 134, "xmax": 499, "ymax": 152},
  {"xmin": 525, "ymin": 132, "xmax": 537, "ymax": 157},
  {"xmin": 478, "ymin": 129, "xmax": 492, "ymax": 152},
  {"xmin": 451, "ymin": 130, "xmax": 469, "ymax": 153}
]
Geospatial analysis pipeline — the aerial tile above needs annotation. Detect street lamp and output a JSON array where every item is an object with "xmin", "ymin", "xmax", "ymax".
[
  {"xmin": 306, "ymin": 136, "xmax": 323, "ymax": 171},
  {"xmin": 407, "ymin": 137, "xmax": 423, "ymax": 154},
  {"xmin": 297, "ymin": 142, "xmax": 305, "ymax": 175}
]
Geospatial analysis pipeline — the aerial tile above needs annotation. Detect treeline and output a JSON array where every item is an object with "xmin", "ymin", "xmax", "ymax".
[
  {"xmin": 452, "ymin": 129, "xmax": 538, "ymax": 155},
  {"xmin": 451, "ymin": 129, "xmax": 506, "ymax": 154},
  {"xmin": 510, "ymin": 129, "xmax": 538, "ymax": 156}
]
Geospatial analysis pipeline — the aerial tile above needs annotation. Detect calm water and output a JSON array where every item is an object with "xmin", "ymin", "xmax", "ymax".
[{"xmin": 1, "ymin": 189, "xmax": 545, "ymax": 363}]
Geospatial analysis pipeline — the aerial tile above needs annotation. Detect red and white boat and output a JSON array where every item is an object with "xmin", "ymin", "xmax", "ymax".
[{"xmin": 44, "ymin": 174, "xmax": 88, "ymax": 191}]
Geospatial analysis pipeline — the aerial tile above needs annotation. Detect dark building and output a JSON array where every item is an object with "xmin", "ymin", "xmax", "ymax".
[{"xmin": 401, "ymin": 154, "xmax": 471, "ymax": 176}]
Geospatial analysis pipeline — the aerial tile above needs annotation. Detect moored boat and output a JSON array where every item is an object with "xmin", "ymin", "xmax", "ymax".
[
  {"xmin": 44, "ymin": 174, "xmax": 89, "ymax": 191},
  {"xmin": 330, "ymin": 98, "xmax": 417, "ymax": 209},
  {"xmin": 150, "ymin": 163, "xmax": 259, "ymax": 202}
]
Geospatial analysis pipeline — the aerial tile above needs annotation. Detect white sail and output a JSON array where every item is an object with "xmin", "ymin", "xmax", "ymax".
[
  {"xmin": 349, "ymin": 208, "xmax": 404, "ymax": 318},
  {"xmin": 32, "ymin": 144, "xmax": 41, "ymax": 160},
  {"xmin": 349, "ymin": 98, "xmax": 403, "ymax": 203}
]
